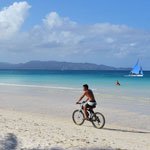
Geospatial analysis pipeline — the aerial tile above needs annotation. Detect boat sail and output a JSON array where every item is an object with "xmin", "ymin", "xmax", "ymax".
[
  {"xmin": 139, "ymin": 66, "xmax": 143, "ymax": 75},
  {"xmin": 129, "ymin": 60, "xmax": 144, "ymax": 77}
]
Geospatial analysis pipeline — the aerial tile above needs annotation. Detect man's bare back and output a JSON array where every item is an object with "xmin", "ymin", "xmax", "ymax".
[{"xmin": 85, "ymin": 89, "xmax": 96, "ymax": 102}]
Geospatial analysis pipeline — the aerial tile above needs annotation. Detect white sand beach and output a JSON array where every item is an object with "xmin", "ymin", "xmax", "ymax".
[
  {"xmin": 0, "ymin": 109, "xmax": 149, "ymax": 150},
  {"xmin": 0, "ymin": 85, "xmax": 149, "ymax": 150}
]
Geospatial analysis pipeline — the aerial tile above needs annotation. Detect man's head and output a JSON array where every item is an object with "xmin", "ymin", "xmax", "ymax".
[{"xmin": 83, "ymin": 84, "xmax": 89, "ymax": 91}]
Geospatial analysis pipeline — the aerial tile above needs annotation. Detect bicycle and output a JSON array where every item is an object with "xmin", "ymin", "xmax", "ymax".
[{"xmin": 72, "ymin": 102, "xmax": 105, "ymax": 129}]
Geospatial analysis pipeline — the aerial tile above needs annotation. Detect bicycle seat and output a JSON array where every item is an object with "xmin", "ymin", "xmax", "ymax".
[{"xmin": 88, "ymin": 105, "xmax": 96, "ymax": 110}]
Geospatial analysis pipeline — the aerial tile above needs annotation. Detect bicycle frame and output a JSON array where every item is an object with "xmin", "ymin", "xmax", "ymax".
[{"xmin": 78, "ymin": 103, "xmax": 94, "ymax": 120}]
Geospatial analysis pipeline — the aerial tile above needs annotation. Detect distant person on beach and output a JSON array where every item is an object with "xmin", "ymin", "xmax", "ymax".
[
  {"xmin": 116, "ymin": 80, "xmax": 120, "ymax": 86},
  {"xmin": 76, "ymin": 84, "xmax": 97, "ymax": 120}
]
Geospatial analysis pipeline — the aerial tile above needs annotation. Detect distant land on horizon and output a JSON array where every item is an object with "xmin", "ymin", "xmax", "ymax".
[{"xmin": 0, "ymin": 61, "xmax": 131, "ymax": 71}]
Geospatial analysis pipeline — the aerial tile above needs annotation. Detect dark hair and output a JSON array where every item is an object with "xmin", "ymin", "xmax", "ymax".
[{"xmin": 83, "ymin": 84, "xmax": 88, "ymax": 89}]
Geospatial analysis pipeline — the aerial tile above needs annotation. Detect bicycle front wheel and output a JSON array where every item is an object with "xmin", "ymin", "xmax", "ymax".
[
  {"xmin": 72, "ymin": 110, "xmax": 85, "ymax": 125},
  {"xmin": 91, "ymin": 112, "xmax": 105, "ymax": 129}
]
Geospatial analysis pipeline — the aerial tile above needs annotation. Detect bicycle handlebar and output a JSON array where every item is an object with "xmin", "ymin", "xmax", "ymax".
[{"xmin": 76, "ymin": 102, "xmax": 85, "ymax": 104}]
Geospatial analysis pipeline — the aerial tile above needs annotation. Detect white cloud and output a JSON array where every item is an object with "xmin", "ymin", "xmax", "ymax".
[
  {"xmin": 0, "ymin": 1, "xmax": 31, "ymax": 40},
  {"xmin": 105, "ymin": 38, "xmax": 114, "ymax": 43},
  {"xmin": 43, "ymin": 12, "xmax": 63, "ymax": 29},
  {"xmin": 0, "ymin": 1, "xmax": 150, "ymax": 69},
  {"xmin": 130, "ymin": 43, "xmax": 136, "ymax": 47}
]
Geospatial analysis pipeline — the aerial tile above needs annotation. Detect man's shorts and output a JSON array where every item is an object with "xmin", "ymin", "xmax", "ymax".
[{"xmin": 84, "ymin": 101, "xmax": 97, "ymax": 108}]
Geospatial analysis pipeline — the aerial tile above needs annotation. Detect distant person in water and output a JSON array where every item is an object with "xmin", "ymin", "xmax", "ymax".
[
  {"xmin": 76, "ymin": 84, "xmax": 97, "ymax": 120},
  {"xmin": 116, "ymin": 80, "xmax": 120, "ymax": 86}
]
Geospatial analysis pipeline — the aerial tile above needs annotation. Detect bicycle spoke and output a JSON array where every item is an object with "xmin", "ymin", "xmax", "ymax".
[
  {"xmin": 91, "ymin": 112, "xmax": 105, "ymax": 129},
  {"xmin": 72, "ymin": 110, "xmax": 85, "ymax": 125}
]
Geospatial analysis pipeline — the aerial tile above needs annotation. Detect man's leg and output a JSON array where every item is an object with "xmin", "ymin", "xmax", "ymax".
[{"xmin": 83, "ymin": 106, "xmax": 88, "ymax": 120}]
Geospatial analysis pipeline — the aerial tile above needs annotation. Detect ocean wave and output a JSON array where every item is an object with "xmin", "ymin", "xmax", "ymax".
[
  {"xmin": 0, "ymin": 83, "xmax": 81, "ymax": 90},
  {"xmin": 0, "ymin": 82, "xmax": 109, "ymax": 92}
]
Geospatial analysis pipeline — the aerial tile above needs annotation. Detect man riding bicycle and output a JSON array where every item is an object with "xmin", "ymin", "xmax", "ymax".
[{"xmin": 76, "ymin": 84, "xmax": 97, "ymax": 120}]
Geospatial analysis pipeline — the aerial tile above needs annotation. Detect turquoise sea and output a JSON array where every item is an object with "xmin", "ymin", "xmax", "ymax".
[{"xmin": 0, "ymin": 70, "xmax": 149, "ymax": 97}]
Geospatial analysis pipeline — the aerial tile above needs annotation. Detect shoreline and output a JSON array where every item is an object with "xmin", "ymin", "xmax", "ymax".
[{"xmin": 0, "ymin": 82, "xmax": 149, "ymax": 98}]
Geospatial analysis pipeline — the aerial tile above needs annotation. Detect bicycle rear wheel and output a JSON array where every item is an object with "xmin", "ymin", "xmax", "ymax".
[
  {"xmin": 91, "ymin": 112, "xmax": 105, "ymax": 129},
  {"xmin": 72, "ymin": 110, "xmax": 85, "ymax": 125}
]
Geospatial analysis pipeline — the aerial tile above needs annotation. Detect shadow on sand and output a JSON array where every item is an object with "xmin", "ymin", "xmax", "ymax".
[
  {"xmin": 103, "ymin": 127, "xmax": 150, "ymax": 134},
  {"xmin": 0, "ymin": 133, "xmax": 123, "ymax": 150},
  {"xmin": 0, "ymin": 133, "xmax": 18, "ymax": 150},
  {"xmin": 83, "ymin": 124, "xmax": 150, "ymax": 134}
]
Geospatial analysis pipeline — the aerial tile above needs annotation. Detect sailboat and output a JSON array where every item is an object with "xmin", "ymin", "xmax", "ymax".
[{"xmin": 129, "ymin": 60, "xmax": 144, "ymax": 77}]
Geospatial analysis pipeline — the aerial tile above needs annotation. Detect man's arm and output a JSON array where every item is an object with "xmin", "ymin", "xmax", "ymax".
[
  {"xmin": 76, "ymin": 92, "xmax": 86, "ymax": 104},
  {"xmin": 83, "ymin": 97, "xmax": 89, "ymax": 103}
]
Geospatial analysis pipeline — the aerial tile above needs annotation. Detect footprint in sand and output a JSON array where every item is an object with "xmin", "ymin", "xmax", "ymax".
[
  {"xmin": 80, "ymin": 139, "xmax": 86, "ymax": 142},
  {"xmin": 76, "ymin": 139, "xmax": 80, "ymax": 141}
]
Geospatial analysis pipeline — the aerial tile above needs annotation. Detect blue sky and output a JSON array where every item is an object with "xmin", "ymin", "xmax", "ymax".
[
  {"xmin": 1, "ymin": 0, "xmax": 150, "ymax": 29},
  {"xmin": 0, "ymin": 0, "xmax": 150, "ymax": 69}
]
